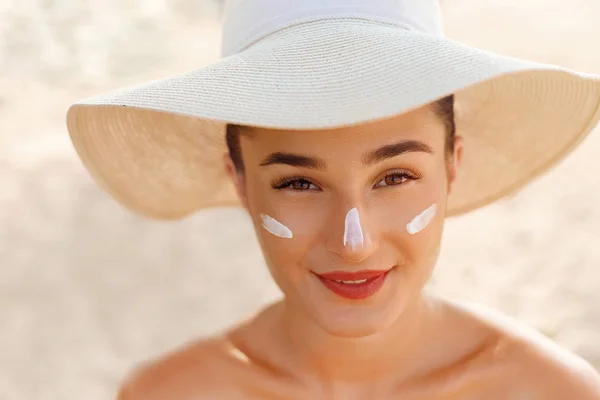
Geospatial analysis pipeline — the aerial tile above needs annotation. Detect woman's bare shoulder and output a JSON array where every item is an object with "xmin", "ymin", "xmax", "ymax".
[
  {"xmin": 446, "ymin": 298, "xmax": 600, "ymax": 398},
  {"xmin": 115, "ymin": 334, "xmax": 254, "ymax": 400}
]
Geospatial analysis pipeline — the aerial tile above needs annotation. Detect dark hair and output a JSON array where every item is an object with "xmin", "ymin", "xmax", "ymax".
[{"xmin": 226, "ymin": 95, "xmax": 455, "ymax": 174}]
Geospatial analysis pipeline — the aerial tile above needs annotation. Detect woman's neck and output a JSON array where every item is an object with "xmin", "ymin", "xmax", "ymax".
[{"xmin": 251, "ymin": 294, "xmax": 446, "ymax": 387}]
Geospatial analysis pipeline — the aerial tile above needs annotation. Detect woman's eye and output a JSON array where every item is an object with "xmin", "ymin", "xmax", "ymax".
[
  {"xmin": 374, "ymin": 171, "xmax": 417, "ymax": 188},
  {"xmin": 273, "ymin": 178, "xmax": 319, "ymax": 191}
]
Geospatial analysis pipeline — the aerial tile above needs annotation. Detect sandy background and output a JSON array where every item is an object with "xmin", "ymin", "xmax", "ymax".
[{"xmin": 1, "ymin": 0, "xmax": 600, "ymax": 398}]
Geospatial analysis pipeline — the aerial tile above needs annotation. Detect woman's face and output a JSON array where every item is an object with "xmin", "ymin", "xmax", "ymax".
[{"xmin": 225, "ymin": 105, "xmax": 462, "ymax": 338}]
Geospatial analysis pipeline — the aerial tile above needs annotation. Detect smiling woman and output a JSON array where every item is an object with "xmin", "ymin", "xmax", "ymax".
[
  {"xmin": 221, "ymin": 97, "xmax": 461, "ymax": 327},
  {"xmin": 223, "ymin": 104, "xmax": 458, "ymax": 341},
  {"xmin": 66, "ymin": 0, "xmax": 600, "ymax": 399}
]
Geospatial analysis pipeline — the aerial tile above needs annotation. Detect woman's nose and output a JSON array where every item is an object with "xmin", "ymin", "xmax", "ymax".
[{"xmin": 326, "ymin": 206, "xmax": 378, "ymax": 264}]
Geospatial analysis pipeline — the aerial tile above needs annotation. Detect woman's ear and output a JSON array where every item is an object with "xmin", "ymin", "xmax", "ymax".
[
  {"xmin": 223, "ymin": 153, "xmax": 250, "ymax": 210},
  {"xmin": 446, "ymin": 135, "xmax": 464, "ymax": 194}
]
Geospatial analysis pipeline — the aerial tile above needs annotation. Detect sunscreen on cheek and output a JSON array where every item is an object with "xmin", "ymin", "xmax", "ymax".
[
  {"xmin": 406, "ymin": 204, "xmax": 437, "ymax": 235},
  {"xmin": 260, "ymin": 214, "xmax": 293, "ymax": 239}
]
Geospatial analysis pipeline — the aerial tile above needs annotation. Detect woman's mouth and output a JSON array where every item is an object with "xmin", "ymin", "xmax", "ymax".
[{"xmin": 313, "ymin": 268, "xmax": 393, "ymax": 300}]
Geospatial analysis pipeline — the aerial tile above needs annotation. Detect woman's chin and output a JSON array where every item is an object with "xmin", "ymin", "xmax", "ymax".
[{"xmin": 309, "ymin": 305, "xmax": 403, "ymax": 338}]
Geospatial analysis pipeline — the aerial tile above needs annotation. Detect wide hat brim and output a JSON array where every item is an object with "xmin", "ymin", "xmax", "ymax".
[{"xmin": 66, "ymin": 18, "xmax": 600, "ymax": 220}]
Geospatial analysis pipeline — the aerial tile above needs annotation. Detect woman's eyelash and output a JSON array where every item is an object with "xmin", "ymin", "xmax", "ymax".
[
  {"xmin": 271, "ymin": 177, "xmax": 317, "ymax": 190},
  {"xmin": 385, "ymin": 170, "xmax": 420, "ymax": 181},
  {"xmin": 374, "ymin": 169, "xmax": 421, "ymax": 187}
]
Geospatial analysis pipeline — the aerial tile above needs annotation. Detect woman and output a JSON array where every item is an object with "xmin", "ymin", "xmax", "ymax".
[{"xmin": 66, "ymin": 0, "xmax": 600, "ymax": 398}]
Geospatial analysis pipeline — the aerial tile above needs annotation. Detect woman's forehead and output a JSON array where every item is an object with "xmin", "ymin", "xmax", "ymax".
[{"xmin": 241, "ymin": 105, "xmax": 445, "ymax": 154}]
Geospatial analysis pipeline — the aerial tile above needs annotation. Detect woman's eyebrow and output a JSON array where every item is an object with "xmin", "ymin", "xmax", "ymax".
[
  {"xmin": 362, "ymin": 140, "xmax": 433, "ymax": 166},
  {"xmin": 259, "ymin": 140, "xmax": 432, "ymax": 169},
  {"xmin": 259, "ymin": 152, "xmax": 327, "ymax": 170}
]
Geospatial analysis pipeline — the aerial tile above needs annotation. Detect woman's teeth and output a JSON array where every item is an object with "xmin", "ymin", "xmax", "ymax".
[{"xmin": 334, "ymin": 279, "xmax": 368, "ymax": 284}]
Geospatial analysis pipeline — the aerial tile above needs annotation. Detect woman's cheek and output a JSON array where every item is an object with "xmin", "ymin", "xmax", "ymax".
[
  {"xmin": 255, "ymin": 201, "xmax": 324, "ymax": 265},
  {"xmin": 402, "ymin": 203, "xmax": 445, "ymax": 280},
  {"xmin": 368, "ymin": 189, "xmax": 443, "ymax": 266}
]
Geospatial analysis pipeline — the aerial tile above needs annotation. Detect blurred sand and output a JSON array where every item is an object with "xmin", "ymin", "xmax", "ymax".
[{"xmin": 1, "ymin": 1, "xmax": 599, "ymax": 399}]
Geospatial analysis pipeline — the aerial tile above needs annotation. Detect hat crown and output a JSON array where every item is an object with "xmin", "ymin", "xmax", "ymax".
[{"xmin": 221, "ymin": 0, "xmax": 444, "ymax": 56}]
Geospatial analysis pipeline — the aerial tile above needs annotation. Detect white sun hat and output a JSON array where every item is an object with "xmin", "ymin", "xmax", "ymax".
[{"xmin": 66, "ymin": 0, "xmax": 600, "ymax": 220}]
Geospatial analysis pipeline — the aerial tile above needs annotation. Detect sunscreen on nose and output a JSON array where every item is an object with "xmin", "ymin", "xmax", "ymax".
[
  {"xmin": 344, "ymin": 207, "xmax": 364, "ymax": 248},
  {"xmin": 261, "ymin": 214, "xmax": 293, "ymax": 239},
  {"xmin": 406, "ymin": 204, "xmax": 437, "ymax": 235}
]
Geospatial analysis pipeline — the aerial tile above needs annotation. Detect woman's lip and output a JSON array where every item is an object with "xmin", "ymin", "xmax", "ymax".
[
  {"xmin": 315, "ymin": 269, "xmax": 391, "ymax": 281},
  {"xmin": 314, "ymin": 269, "xmax": 393, "ymax": 300}
]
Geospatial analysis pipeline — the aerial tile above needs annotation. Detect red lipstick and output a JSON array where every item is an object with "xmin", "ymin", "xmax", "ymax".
[{"xmin": 314, "ymin": 269, "xmax": 392, "ymax": 300}]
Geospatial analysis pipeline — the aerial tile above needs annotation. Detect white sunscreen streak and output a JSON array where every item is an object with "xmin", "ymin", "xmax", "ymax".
[
  {"xmin": 406, "ymin": 204, "xmax": 438, "ymax": 235},
  {"xmin": 260, "ymin": 214, "xmax": 293, "ymax": 239},
  {"xmin": 344, "ymin": 207, "xmax": 364, "ymax": 248}
]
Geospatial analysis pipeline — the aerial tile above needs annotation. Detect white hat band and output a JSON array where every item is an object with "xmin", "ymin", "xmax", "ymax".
[{"xmin": 221, "ymin": 0, "xmax": 444, "ymax": 56}]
